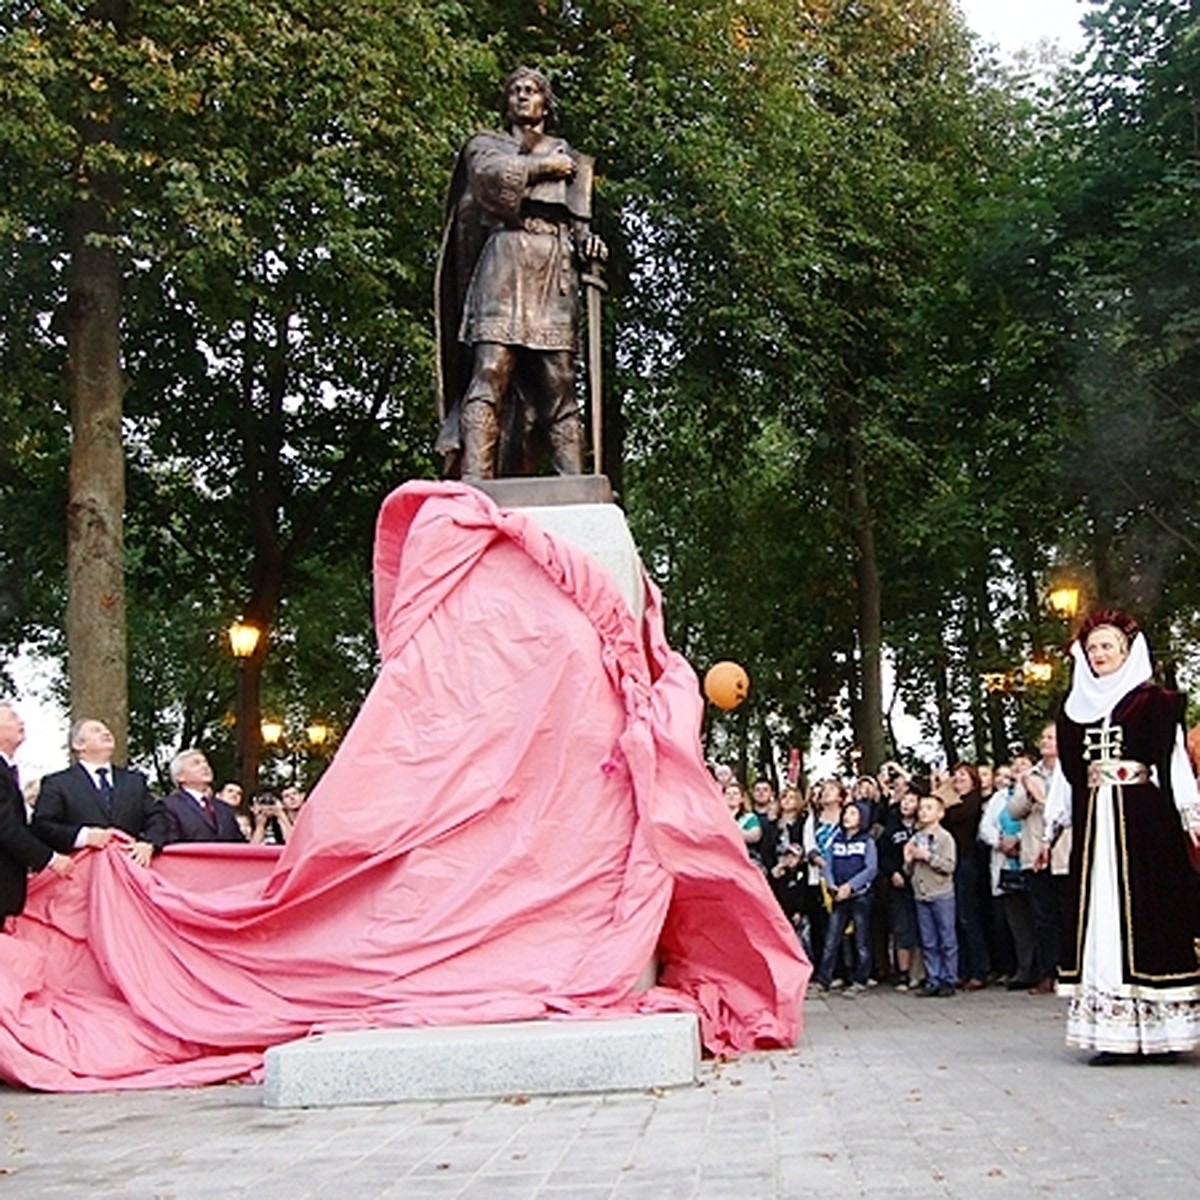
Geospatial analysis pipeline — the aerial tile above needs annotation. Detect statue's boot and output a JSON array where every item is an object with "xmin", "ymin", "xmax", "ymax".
[
  {"xmin": 460, "ymin": 398, "xmax": 500, "ymax": 480},
  {"xmin": 547, "ymin": 409, "xmax": 584, "ymax": 475}
]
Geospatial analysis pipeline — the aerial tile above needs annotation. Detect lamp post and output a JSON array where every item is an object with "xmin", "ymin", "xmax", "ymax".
[
  {"xmin": 228, "ymin": 619, "xmax": 263, "ymax": 797},
  {"xmin": 982, "ymin": 658, "xmax": 1054, "ymax": 696},
  {"xmin": 1049, "ymin": 583, "xmax": 1081, "ymax": 623},
  {"xmin": 258, "ymin": 719, "xmax": 333, "ymax": 785}
]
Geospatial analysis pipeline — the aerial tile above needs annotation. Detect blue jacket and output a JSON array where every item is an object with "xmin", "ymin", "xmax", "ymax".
[{"xmin": 823, "ymin": 829, "xmax": 878, "ymax": 897}]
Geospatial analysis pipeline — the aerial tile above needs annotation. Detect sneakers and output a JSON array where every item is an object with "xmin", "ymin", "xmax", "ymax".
[
  {"xmin": 846, "ymin": 982, "xmax": 867, "ymax": 995},
  {"xmin": 893, "ymin": 978, "xmax": 911, "ymax": 992}
]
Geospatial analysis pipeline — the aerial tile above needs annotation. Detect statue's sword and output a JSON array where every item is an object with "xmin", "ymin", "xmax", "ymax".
[
  {"xmin": 567, "ymin": 153, "xmax": 607, "ymax": 476},
  {"xmin": 580, "ymin": 258, "xmax": 608, "ymax": 475}
]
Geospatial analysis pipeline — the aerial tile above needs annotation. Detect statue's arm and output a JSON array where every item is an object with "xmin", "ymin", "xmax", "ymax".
[{"xmin": 465, "ymin": 134, "xmax": 529, "ymax": 221}]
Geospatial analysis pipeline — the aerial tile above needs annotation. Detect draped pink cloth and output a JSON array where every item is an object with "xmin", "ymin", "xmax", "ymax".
[{"xmin": 0, "ymin": 482, "xmax": 808, "ymax": 1091}]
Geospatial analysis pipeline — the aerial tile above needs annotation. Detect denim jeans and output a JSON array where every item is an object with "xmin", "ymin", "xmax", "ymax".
[
  {"xmin": 916, "ymin": 893, "xmax": 959, "ymax": 989},
  {"xmin": 953, "ymin": 853, "xmax": 989, "ymax": 982},
  {"xmin": 816, "ymin": 893, "xmax": 872, "ymax": 985}
]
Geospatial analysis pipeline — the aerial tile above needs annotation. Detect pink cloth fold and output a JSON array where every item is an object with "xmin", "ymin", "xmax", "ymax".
[{"xmin": 0, "ymin": 481, "xmax": 807, "ymax": 1090}]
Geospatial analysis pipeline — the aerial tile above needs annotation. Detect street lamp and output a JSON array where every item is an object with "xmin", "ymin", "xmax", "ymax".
[
  {"xmin": 257, "ymin": 719, "xmax": 334, "ymax": 785},
  {"xmin": 228, "ymin": 620, "xmax": 262, "ymax": 661},
  {"xmin": 228, "ymin": 619, "xmax": 263, "ymax": 796},
  {"xmin": 1049, "ymin": 584, "xmax": 1081, "ymax": 622},
  {"xmin": 1023, "ymin": 659, "xmax": 1053, "ymax": 686}
]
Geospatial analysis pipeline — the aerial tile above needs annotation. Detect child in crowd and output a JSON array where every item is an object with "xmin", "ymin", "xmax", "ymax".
[
  {"xmin": 814, "ymin": 801, "xmax": 878, "ymax": 994},
  {"xmin": 880, "ymin": 787, "xmax": 920, "ymax": 989},
  {"xmin": 904, "ymin": 793, "xmax": 958, "ymax": 997}
]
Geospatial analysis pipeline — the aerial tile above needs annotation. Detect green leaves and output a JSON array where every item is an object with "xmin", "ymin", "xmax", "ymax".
[{"xmin": 4, "ymin": 0, "xmax": 1196, "ymax": 776}]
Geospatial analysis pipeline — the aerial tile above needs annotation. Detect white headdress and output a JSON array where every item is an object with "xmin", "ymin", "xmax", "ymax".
[{"xmin": 1063, "ymin": 631, "xmax": 1152, "ymax": 723}]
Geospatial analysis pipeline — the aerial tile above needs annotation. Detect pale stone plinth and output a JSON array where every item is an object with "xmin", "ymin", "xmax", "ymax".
[
  {"xmin": 262, "ymin": 1013, "xmax": 700, "ymax": 1108},
  {"xmin": 468, "ymin": 476, "xmax": 644, "ymax": 621},
  {"xmin": 516, "ymin": 501, "xmax": 644, "ymax": 622}
]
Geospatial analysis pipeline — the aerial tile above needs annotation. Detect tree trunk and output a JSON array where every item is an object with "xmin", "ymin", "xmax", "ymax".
[
  {"xmin": 846, "ymin": 407, "xmax": 886, "ymax": 773},
  {"xmin": 234, "ymin": 557, "xmax": 285, "ymax": 797},
  {"xmin": 755, "ymin": 718, "xmax": 775, "ymax": 789},
  {"xmin": 63, "ymin": 7, "xmax": 128, "ymax": 755},
  {"xmin": 933, "ymin": 658, "xmax": 957, "ymax": 767}
]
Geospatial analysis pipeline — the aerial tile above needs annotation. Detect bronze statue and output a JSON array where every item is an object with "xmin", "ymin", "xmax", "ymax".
[{"xmin": 435, "ymin": 67, "xmax": 607, "ymax": 480}]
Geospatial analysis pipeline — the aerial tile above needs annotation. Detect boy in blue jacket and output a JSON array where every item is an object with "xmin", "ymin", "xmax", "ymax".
[{"xmin": 814, "ymin": 801, "xmax": 878, "ymax": 993}]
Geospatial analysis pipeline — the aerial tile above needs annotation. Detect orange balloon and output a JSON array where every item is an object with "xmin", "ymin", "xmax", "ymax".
[{"xmin": 704, "ymin": 661, "xmax": 750, "ymax": 711}]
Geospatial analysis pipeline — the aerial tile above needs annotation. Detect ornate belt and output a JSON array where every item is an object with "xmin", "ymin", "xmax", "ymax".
[
  {"xmin": 513, "ymin": 216, "xmax": 565, "ymax": 235},
  {"xmin": 1086, "ymin": 759, "xmax": 1149, "ymax": 787}
]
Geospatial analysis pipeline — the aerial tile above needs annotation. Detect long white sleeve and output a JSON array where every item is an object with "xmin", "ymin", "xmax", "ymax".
[
  {"xmin": 1044, "ymin": 761, "xmax": 1072, "ymax": 835},
  {"xmin": 1168, "ymin": 728, "xmax": 1200, "ymax": 821}
]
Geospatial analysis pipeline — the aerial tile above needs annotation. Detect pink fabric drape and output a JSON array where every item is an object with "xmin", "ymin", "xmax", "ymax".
[{"xmin": 0, "ymin": 482, "xmax": 808, "ymax": 1090}]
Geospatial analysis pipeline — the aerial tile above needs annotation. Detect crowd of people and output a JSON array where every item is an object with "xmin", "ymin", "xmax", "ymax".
[
  {"xmin": 716, "ymin": 608, "xmax": 1200, "ymax": 1063},
  {"xmin": 0, "ymin": 711, "xmax": 308, "ymax": 927},
  {"xmin": 715, "ymin": 733, "xmax": 1065, "ymax": 1000}
]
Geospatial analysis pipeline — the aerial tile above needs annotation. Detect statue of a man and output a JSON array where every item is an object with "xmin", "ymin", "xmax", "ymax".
[{"xmin": 435, "ymin": 67, "xmax": 607, "ymax": 480}]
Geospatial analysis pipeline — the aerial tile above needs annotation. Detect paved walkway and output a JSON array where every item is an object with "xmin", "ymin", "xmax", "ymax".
[{"xmin": 3, "ymin": 985, "xmax": 1196, "ymax": 1198}]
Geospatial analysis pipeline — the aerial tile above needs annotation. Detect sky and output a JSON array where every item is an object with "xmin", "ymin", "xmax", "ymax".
[{"xmin": 957, "ymin": 0, "xmax": 1090, "ymax": 57}]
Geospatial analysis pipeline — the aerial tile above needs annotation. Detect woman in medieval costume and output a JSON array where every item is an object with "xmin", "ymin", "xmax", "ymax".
[{"xmin": 1043, "ymin": 609, "xmax": 1200, "ymax": 1063}]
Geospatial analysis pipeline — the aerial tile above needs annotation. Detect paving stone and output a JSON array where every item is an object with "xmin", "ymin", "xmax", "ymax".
[{"xmin": 8, "ymin": 991, "xmax": 1200, "ymax": 1196}]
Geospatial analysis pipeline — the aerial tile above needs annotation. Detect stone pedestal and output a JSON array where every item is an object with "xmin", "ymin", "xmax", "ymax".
[
  {"xmin": 471, "ymin": 476, "xmax": 643, "ymax": 621},
  {"xmin": 262, "ymin": 1014, "xmax": 700, "ymax": 1108},
  {"xmin": 260, "ymin": 477, "xmax": 666, "ymax": 1110}
]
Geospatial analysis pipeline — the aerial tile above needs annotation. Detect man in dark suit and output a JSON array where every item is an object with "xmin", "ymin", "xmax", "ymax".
[
  {"xmin": 0, "ymin": 703, "xmax": 72, "ymax": 924},
  {"xmin": 162, "ymin": 749, "xmax": 246, "ymax": 844},
  {"xmin": 34, "ymin": 718, "xmax": 167, "ymax": 868}
]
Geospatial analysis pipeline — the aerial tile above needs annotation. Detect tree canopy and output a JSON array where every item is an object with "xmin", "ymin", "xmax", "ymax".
[{"xmin": 2, "ymin": 0, "xmax": 1197, "ymax": 784}]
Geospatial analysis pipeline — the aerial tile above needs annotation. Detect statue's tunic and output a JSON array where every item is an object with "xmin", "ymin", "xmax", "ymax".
[{"xmin": 458, "ymin": 130, "xmax": 578, "ymax": 351}]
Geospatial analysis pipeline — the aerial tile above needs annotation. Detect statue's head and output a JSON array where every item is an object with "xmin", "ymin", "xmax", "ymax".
[{"xmin": 501, "ymin": 66, "xmax": 559, "ymax": 129}]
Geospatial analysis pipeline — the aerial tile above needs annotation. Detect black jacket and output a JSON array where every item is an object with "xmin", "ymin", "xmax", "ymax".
[
  {"xmin": 34, "ymin": 763, "xmax": 168, "ymax": 853},
  {"xmin": 0, "ymin": 760, "xmax": 53, "ymax": 918}
]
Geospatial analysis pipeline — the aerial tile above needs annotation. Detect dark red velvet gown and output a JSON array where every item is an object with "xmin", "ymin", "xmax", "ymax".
[{"xmin": 1056, "ymin": 684, "xmax": 1200, "ymax": 1052}]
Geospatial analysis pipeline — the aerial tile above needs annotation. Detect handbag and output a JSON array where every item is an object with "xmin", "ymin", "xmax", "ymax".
[{"xmin": 998, "ymin": 867, "xmax": 1028, "ymax": 894}]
